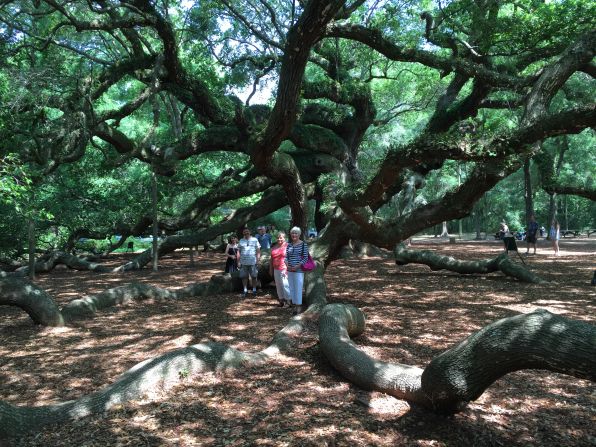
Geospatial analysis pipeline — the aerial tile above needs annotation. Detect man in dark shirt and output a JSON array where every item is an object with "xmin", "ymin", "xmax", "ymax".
[
  {"xmin": 256, "ymin": 226, "xmax": 272, "ymax": 249},
  {"xmin": 526, "ymin": 214, "xmax": 539, "ymax": 255}
]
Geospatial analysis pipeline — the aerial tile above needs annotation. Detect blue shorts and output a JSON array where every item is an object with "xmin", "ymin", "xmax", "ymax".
[{"xmin": 239, "ymin": 264, "xmax": 258, "ymax": 279}]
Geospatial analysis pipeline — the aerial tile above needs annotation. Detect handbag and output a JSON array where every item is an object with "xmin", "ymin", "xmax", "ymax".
[
  {"xmin": 301, "ymin": 242, "xmax": 315, "ymax": 272},
  {"xmin": 302, "ymin": 254, "xmax": 315, "ymax": 271}
]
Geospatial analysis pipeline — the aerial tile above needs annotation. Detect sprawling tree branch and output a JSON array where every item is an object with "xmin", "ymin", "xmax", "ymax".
[
  {"xmin": 325, "ymin": 23, "xmax": 528, "ymax": 88},
  {"xmin": 319, "ymin": 304, "xmax": 596, "ymax": 414},
  {"xmin": 394, "ymin": 244, "xmax": 545, "ymax": 283}
]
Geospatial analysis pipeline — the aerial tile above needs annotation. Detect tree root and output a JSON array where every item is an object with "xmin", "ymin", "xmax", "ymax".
[
  {"xmin": 1, "ymin": 251, "xmax": 113, "ymax": 277},
  {"xmin": 0, "ymin": 282, "xmax": 322, "ymax": 440},
  {"xmin": 0, "ymin": 339, "xmax": 291, "ymax": 440},
  {"xmin": 318, "ymin": 303, "xmax": 431, "ymax": 406},
  {"xmin": 394, "ymin": 244, "xmax": 545, "ymax": 283},
  {"xmin": 0, "ymin": 264, "xmax": 332, "ymax": 439},
  {"xmin": 1, "ymin": 265, "xmax": 594, "ymax": 440},
  {"xmin": 0, "ymin": 273, "xmax": 237, "ymax": 326},
  {"xmin": 318, "ymin": 303, "xmax": 596, "ymax": 413}
]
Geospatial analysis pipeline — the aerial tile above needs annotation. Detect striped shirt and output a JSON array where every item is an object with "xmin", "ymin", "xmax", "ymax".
[{"xmin": 286, "ymin": 241, "xmax": 309, "ymax": 268}]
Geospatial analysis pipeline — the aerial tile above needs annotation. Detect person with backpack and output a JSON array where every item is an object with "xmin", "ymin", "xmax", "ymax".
[{"xmin": 286, "ymin": 226, "xmax": 309, "ymax": 315}]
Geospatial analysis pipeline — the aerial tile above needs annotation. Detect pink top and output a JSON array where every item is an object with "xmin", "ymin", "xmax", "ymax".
[{"xmin": 271, "ymin": 242, "xmax": 288, "ymax": 272}]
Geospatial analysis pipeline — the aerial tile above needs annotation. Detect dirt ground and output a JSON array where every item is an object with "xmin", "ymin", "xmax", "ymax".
[{"xmin": 1, "ymin": 237, "xmax": 595, "ymax": 446}]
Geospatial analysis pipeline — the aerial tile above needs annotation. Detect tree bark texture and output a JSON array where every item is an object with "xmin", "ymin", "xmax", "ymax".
[
  {"xmin": 319, "ymin": 304, "xmax": 596, "ymax": 414},
  {"xmin": 27, "ymin": 217, "xmax": 35, "ymax": 281},
  {"xmin": 394, "ymin": 244, "xmax": 545, "ymax": 284},
  {"xmin": 6, "ymin": 251, "xmax": 114, "ymax": 277},
  {"xmin": 0, "ymin": 277, "xmax": 64, "ymax": 326},
  {"xmin": 523, "ymin": 156, "xmax": 534, "ymax": 222}
]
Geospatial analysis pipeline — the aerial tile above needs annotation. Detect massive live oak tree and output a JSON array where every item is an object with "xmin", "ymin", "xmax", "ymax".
[{"xmin": 0, "ymin": 0, "xmax": 595, "ymax": 439}]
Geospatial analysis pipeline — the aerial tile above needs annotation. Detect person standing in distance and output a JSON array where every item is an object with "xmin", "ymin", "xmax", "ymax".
[
  {"xmin": 256, "ymin": 226, "xmax": 272, "ymax": 249},
  {"xmin": 237, "ymin": 227, "xmax": 260, "ymax": 298},
  {"xmin": 525, "ymin": 214, "xmax": 539, "ymax": 255},
  {"xmin": 224, "ymin": 235, "xmax": 239, "ymax": 273},
  {"xmin": 549, "ymin": 218, "xmax": 561, "ymax": 256}
]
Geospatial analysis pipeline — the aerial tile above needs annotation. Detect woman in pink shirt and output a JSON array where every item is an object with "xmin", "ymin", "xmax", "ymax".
[{"xmin": 269, "ymin": 232, "xmax": 291, "ymax": 307}]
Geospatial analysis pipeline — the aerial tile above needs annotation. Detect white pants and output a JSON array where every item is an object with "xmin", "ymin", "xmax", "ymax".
[
  {"xmin": 287, "ymin": 271, "xmax": 304, "ymax": 305},
  {"xmin": 273, "ymin": 269, "xmax": 291, "ymax": 301}
]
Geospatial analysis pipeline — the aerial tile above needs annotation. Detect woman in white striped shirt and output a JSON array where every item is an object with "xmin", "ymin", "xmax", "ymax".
[{"xmin": 286, "ymin": 226, "xmax": 309, "ymax": 315}]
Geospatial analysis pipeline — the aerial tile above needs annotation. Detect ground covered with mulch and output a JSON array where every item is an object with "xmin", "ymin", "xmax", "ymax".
[{"xmin": 1, "ymin": 237, "xmax": 595, "ymax": 446}]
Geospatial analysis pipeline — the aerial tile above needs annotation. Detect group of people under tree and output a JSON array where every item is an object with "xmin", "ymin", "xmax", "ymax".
[
  {"xmin": 223, "ymin": 226, "xmax": 310, "ymax": 315},
  {"xmin": 223, "ymin": 225, "xmax": 274, "ymax": 274},
  {"xmin": 499, "ymin": 214, "xmax": 561, "ymax": 256}
]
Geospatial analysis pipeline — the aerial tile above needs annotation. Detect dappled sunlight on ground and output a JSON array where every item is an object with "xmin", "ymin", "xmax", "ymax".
[{"xmin": 1, "ymin": 241, "xmax": 594, "ymax": 446}]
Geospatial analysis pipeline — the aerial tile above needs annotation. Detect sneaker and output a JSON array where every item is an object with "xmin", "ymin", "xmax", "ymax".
[
  {"xmin": 241, "ymin": 291, "xmax": 247, "ymax": 299},
  {"xmin": 252, "ymin": 290, "xmax": 257, "ymax": 297}
]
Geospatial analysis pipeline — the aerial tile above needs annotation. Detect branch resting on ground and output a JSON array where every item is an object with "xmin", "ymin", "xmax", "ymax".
[
  {"xmin": 394, "ymin": 244, "xmax": 545, "ymax": 284},
  {"xmin": 0, "ymin": 264, "xmax": 592, "ymax": 440},
  {"xmin": 0, "ymin": 271, "xmax": 326, "ymax": 439},
  {"xmin": 319, "ymin": 303, "xmax": 596, "ymax": 413}
]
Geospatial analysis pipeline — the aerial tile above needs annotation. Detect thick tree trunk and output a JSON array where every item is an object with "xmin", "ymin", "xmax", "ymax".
[
  {"xmin": 27, "ymin": 217, "xmax": 35, "ymax": 281},
  {"xmin": 1, "ymin": 253, "xmax": 278, "ymax": 326},
  {"xmin": 313, "ymin": 182, "xmax": 327, "ymax": 233},
  {"xmin": 319, "ymin": 304, "xmax": 430, "ymax": 405},
  {"xmin": 394, "ymin": 244, "xmax": 545, "ymax": 283},
  {"xmin": 151, "ymin": 170, "xmax": 159, "ymax": 272},
  {"xmin": 523, "ymin": 156, "xmax": 534, "ymax": 222},
  {"xmin": 420, "ymin": 308, "xmax": 596, "ymax": 412},
  {"xmin": 319, "ymin": 304, "xmax": 596, "ymax": 414}
]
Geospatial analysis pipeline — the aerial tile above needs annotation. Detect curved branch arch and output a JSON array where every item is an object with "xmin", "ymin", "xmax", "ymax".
[{"xmin": 318, "ymin": 304, "xmax": 596, "ymax": 413}]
